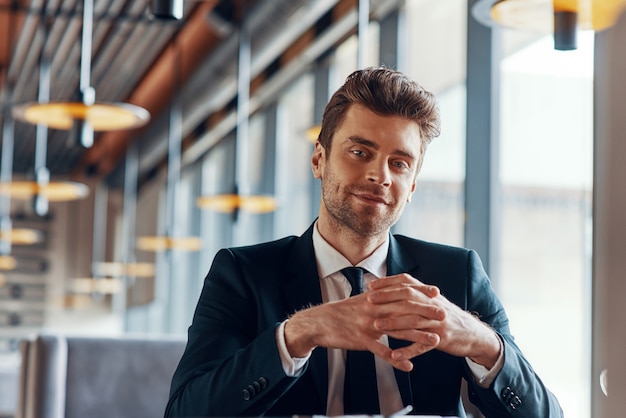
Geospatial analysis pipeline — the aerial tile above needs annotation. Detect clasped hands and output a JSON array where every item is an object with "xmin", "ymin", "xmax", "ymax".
[{"xmin": 284, "ymin": 273, "xmax": 500, "ymax": 372}]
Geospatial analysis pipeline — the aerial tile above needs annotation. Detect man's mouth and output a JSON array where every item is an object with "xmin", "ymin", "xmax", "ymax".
[{"xmin": 354, "ymin": 193, "xmax": 388, "ymax": 205}]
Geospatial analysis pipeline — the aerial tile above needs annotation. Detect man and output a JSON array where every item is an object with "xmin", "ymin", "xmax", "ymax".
[{"xmin": 165, "ymin": 67, "xmax": 563, "ymax": 417}]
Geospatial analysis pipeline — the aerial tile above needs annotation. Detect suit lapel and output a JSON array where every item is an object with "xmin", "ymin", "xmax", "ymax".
[
  {"xmin": 387, "ymin": 234, "xmax": 420, "ymax": 407},
  {"xmin": 283, "ymin": 223, "xmax": 328, "ymax": 409}
]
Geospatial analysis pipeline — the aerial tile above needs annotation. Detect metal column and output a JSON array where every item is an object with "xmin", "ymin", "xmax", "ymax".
[{"xmin": 464, "ymin": 0, "xmax": 502, "ymax": 280}]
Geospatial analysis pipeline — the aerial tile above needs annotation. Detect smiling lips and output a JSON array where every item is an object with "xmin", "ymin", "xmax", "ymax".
[{"xmin": 354, "ymin": 192, "xmax": 389, "ymax": 205}]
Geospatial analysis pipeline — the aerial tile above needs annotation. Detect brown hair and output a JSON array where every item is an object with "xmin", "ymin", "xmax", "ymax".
[{"xmin": 317, "ymin": 67, "xmax": 441, "ymax": 172}]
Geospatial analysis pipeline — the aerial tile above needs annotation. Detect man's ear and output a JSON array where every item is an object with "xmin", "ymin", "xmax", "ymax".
[
  {"xmin": 407, "ymin": 181, "xmax": 417, "ymax": 202},
  {"xmin": 311, "ymin": 142, "xmax": 325, "ymax": 179}
]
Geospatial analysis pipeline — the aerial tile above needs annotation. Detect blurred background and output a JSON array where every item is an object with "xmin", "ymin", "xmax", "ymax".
[{"xmin": 1, "ymin": 0, "xmax": 624, "ymax": 416}]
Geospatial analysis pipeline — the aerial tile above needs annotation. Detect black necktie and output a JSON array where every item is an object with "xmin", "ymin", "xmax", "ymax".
[{"xmin": 341, "ymin": 267, "xmax": 380, "ymax": 415}]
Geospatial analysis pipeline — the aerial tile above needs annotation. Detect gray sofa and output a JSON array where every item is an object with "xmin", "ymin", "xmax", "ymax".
[{"xmin": 17, "ymin": 334, "xmax": 186, "ymax": 418}]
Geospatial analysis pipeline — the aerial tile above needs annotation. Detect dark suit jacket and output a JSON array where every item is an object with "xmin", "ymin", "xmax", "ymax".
[{"xmin": 165, "ymin": 223, "xmax": 563, "ymax": 417}]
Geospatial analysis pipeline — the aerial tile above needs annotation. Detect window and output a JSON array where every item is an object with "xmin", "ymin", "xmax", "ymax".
[{"xmin": 497, "ymin": 32, "xmax": 594, "ymax": 418}]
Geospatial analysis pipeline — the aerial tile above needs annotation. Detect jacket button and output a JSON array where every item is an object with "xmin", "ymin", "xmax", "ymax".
[
  {"xmin": 242, "ymin": 388, "xmax": 251, "ymax": 401},
  {"xmin": 258, "ymin": 377, "xmax": 268, "ymax": 389},
  {"xmin": 253, "ymin": 381, "xmax": 261, "ymax": 392}
]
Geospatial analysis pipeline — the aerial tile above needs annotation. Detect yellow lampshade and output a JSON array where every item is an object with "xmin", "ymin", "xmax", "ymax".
[
  {"xmin": 93, "ymin": 261, "xmax": 155, "ymax": 278},
  {"xmin": 12, "ymin": 101, "xmax": 150, "ymax": 131},
  {"xmin": 305, "ymin": 125, "xmax": 321, "ymax": 143},
  {"xmin": 61, "ymin": 294, "xmax": 94, "ymax": 309},
  {"xmin": 71, "ymin": 278, "xmax": 125, "ymax": 294},
  {"xmin": 0, "ymin": 228, "xmax": 43, "ymax": 245},
  {"xmin": 482, "ymin": 0, "xmax": 626, "ymax": 32},
  {"xmin": 136, "ymin": 236, "xmax": 202, "ymax": 252},
  {"xmin": 196, "ymin": 194, "xmax": 278, "ymax": 214},
  {"xmin": 0, "ymin": 255, "xmax": 17, "ymax": 270},
  {"xmin": 0, "ymin": 181, "xmax": 89, "ymax": 201}
]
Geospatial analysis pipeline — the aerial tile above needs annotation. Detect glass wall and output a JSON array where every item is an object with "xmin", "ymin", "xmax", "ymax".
[{"xmin": 497, "ymin": 31, "xmax": 594, "ymax": 418}]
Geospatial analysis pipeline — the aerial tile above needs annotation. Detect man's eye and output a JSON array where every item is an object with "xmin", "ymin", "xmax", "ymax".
[
  {"xmin": 352, "ymin": 149, "xmax": 365, "ymax": 157},
  {"xmin": 392, "ymin": 161, "xmax": 409, "ymax": 169}
]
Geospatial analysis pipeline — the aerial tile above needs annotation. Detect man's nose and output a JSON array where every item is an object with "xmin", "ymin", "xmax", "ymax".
[{"xmin": 366, "ymin": 161, "xmax": 391, "ymax": 186}]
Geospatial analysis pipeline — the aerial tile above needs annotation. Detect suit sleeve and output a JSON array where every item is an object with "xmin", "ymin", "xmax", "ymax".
[
  {"xmin": 463, "ymin": 250, "xmax": 564, "ymax": 418},
  {"xmin": 164, "ymin": 248, "xmax": 302, "ymax": 417}
]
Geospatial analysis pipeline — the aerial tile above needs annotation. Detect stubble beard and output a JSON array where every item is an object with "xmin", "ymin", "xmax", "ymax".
[{"xmin": 321, "ymin": 175, "xmax": 402, "ymax": 238}]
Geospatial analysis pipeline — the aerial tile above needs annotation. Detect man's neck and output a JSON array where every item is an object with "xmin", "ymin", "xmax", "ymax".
[{"xmin": 315, "ymin": 217, "xmax": 388, "ymax": 266}]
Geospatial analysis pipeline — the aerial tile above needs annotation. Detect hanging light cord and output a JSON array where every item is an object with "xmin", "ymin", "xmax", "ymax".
[{"xmin": 165, "ymin": 28, "xmax": 182, "ymax": 240}]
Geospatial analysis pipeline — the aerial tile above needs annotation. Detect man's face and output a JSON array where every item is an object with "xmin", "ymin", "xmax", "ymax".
[{"xmin": 312, "ymin": 104, "xmax": 422, "ymax": 237}]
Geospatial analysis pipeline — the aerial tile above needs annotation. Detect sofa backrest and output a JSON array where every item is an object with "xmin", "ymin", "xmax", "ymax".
[{"xmin": 17, "ymin": 334, "xmax": 186, "ymax": 418}]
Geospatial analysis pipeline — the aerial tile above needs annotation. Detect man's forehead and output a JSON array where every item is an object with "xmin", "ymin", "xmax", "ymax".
[{"xmin": 337, "ymin": 107, "xmax": 422, "ymax": 148}]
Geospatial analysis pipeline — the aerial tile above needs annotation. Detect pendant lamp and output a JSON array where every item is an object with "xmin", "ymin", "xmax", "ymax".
[
  {"xmin": 138, "ymin": 33, "xmax": 202, "ymax": 252},
  {"xmin": 196, "ymin": 9, "xmax": 277, "ymax": 216},
  {"xmin": 0, "ymin": 18, "xmax": 88, "ymax": 217},
  {"xmin": 11, "ymin": 0, "xmax": 149, "ymax": 148},
  {"xmin": 472, "ymin": 0, "xmax": 626, "ymax": 50}
]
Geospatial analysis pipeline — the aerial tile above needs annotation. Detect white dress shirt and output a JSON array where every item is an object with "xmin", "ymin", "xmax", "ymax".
[{"xmin": 276, "ymin": 222, "xmax": 503, "ymax": 415}]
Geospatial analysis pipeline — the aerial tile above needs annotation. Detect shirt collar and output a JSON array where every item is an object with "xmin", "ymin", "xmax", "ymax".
[{"xmin": 312, "ymin": 221, "xmax": 389, "ymax": 279}]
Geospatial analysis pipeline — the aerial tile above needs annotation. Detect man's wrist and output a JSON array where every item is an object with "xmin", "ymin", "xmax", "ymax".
[
  {"xmin": 468, "ymin": 326, "xmax": 501, "ymax": 369},
  {"xmin": 276, "ymin": 320, "xmax": 310, "ymax": 377},
  {"xmin": 284, "ymin": 310, "xmax": 318, "ymax": 358},
  {"xmin": 466, "ymin": 334, "xmax": 504, "ymax": 388}
]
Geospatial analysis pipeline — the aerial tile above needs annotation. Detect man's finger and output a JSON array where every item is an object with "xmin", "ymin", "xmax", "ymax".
[
  {"xmin": 390, "ymin": 338, "xmax": 440, "ymax": 361},
  {"xmin": 374, "ymin": 315, "xmax": 444, "ymax": 333},
  {"xmin": 369, "ymin": 274, "xmax": 440, "ymax": 298}
]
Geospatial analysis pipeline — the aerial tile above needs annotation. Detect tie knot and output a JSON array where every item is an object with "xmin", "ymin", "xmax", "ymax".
[{"xmin": 341, "ymin": 267, "xmax": 365, "ymax": 296}]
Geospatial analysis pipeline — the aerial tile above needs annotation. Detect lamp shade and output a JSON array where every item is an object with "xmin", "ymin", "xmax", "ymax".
[
  {"xmin": 305, "ymin": 125, "xmax": 321, "ymax": 143},
  {"xmin": 0, "ymin": 228, "xmax": 43, "ymax": 245},
  {"xmin": 196, "ymin": 194, "xmax": 278, "ymax": 213},
  {"xmin": 12, "ymin": 101, "xmax": 150, "ymax": 131},
  {"xmin": 0, "ymin": 255, "xmax": 17, "ymax": 270},
  {"xmin": 71, "ymin": 278, "xmax": 125, "ymax": 294},
  {"xmin": 0, "ymin": 181, "xmax": 89, "ymax": 201},
  {"xmin": 93, "ymin": 261, "xmax": 155, "ymax": 278},
  {"xmin": 473, "ymin": 0, "xmax": 626, "ymax": 49},
  {"xmin": 136, "ymin": 236, "xmax": 202, "ymax": 252}
]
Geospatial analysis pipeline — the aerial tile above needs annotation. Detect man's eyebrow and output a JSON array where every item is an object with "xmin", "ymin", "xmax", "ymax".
[
  {"xmin": 348, "ymin": 136, "xmax": 378, "ymax": 149},
  {"xmin": 347, "ymin": 136, "xmax": 417, "ymax": 160}
]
